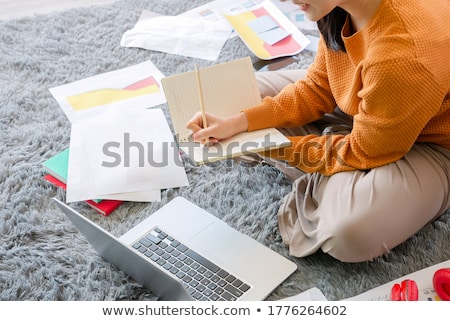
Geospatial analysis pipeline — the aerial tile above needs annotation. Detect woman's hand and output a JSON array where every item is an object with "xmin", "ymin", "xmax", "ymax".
[{"xmin": 186, "ymin": 112, "xmax": 249, "ymax": 144}]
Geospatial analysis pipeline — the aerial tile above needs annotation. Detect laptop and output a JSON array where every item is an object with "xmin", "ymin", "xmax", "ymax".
[{"xmin": 53, "ymin": 196, "xmax": 297, "ymax": 301}]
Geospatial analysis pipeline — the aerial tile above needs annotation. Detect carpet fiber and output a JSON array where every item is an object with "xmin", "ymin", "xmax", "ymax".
[{"xmin": 1, "ymin": 0, "xmax": 449, "ymax": 301}]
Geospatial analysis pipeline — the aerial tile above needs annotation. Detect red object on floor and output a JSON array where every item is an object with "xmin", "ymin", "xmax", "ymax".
[
  {"xmin": 391, "ymin": 279, "xmax": 418, "ymax": 301},
  {"xmin": 433, "ymin": 268, "xmax": 450, "ymax": 301}
]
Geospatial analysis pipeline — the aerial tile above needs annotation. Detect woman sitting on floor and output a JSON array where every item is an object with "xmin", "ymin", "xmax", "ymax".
[{"xmin": 187, "ymin": 0, "xmax": 450, "ymax": 262}]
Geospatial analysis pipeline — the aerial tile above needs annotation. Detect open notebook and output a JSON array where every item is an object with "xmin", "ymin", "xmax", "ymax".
[{"xmin": 161, "ymin": 57, "xmax": 291, "ymax": 165}]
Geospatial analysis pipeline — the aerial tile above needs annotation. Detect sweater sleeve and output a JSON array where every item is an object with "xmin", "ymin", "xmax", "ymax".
[
  {"xmin": 243, "ymin": 38, "xmax": 337, "ymax": 130},
  {"xmin": 261, "ymin": 59, "xmax": 445, "ymax": 175}
]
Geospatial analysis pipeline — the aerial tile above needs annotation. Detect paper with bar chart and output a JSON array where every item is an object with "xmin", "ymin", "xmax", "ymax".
[
  {"xmin": 222, "ymin": 0, "xmax": 310, "ymax": 60},
  {"xmin": 49, "ymin": 60, "xmax": 167, "ymax": 123}
]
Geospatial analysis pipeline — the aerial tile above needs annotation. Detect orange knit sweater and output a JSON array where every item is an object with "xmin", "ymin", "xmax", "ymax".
[{"xmin": 243, "ymin": 0, "xmax": 450, "ymax": 176}]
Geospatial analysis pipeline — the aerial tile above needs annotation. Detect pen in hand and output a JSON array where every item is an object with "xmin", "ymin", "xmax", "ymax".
[{"xmin": 195, "ymin": 64, "xmax": 209, "ymax": 144}]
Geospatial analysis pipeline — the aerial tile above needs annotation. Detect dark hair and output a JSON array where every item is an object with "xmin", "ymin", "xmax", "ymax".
[{"xmin": 317, "ymin": 7, "xmax": 348, "ymax": 52}]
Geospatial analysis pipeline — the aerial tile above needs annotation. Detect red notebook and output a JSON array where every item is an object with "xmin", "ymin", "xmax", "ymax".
[{"xmin": 43, "ymin": 174, "xmax": 123, "ymax": 216}]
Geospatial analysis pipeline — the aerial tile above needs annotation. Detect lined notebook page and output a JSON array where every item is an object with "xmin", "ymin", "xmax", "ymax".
[{"xmin": 161, "ymin": 57, "xmax": 260, "ymax": 142}]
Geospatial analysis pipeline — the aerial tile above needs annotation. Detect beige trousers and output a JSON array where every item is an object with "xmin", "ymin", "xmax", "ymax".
[{"xmin": 256, "ymin": 70, "xmax": 450, "ymax": 263}]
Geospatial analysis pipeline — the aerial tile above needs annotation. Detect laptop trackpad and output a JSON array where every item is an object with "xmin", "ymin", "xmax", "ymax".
[{"xmin": 190, "ymin": 222, "xmax": 242, "ymax": 262}]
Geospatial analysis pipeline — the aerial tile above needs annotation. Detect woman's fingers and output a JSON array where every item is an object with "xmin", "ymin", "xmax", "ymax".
[{"xmin": 186, "ymin": 111, "xmax": 205, "ymax": 132}]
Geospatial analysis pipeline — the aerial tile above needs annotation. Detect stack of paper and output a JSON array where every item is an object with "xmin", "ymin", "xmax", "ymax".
[
  {"xmin": 42, "ymin": 148, "xmax": 123, "ymax": 216},
  {"xmin": 120, "ymin": 0, "xmax": 312, "ymax": 62},
  {"xmin": 48, "ymin": 61, "xmax": 189, "ymax": 204},
  {"xmin": 66, "ymin": 107, "xmax": 188, "ymax": 203},
  {"xmin": 120, "ymin": 10, "xmax": 233, "ymax": 62}
]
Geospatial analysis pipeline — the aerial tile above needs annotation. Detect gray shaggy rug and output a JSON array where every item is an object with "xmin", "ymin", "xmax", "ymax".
[{"xmin": 0, "ymin": 0, "xmax": 449, "ymax": 301}]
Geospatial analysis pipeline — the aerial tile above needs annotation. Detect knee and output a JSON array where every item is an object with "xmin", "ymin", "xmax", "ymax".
[
  {"xmin": 320, "ymin": 221, "xmax": 392, "ymax": 263},
  {"xmin": 256, "ymin": 72, "xmax": 278, "ymax": 98},
  {"xmin": 256, "ymin": 69, "xmax": 308, "ymax": 98}
]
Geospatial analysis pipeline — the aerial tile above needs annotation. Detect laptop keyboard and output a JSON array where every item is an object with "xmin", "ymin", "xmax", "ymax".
[{"xmin": 132, "ymin": 227, "xmax": 251, "ymax": 301}]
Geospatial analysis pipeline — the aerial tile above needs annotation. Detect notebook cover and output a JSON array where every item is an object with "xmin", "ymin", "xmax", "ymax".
[
  {"xmin": 43, "ymin": 174, "xmax": 123, "ymax": 216},
  {"xmin": 42, "ymin": 149, "xmax": 101, "ymax": 203},
  {"xmin": 42, "ymin": 148, "xmax": 69, "ymax": 183}
]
